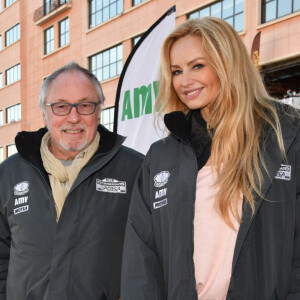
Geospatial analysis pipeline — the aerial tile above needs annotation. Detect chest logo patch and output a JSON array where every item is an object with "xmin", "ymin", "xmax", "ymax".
[
  {"xmin": 153, "ymin": 198, "xmax": 168, "ymax": 209},
  {"xmin": 154, "ymin": 171, "xmax": 170, "ymax": 188},
  {"xmin": 14, "ymin": 195, "xmax": 30, "ymax": 215},
  {"xmin": 96, "ymin": 178, "xmax": 126, "ymax": 194},
  {"xmin": 14, "ymin": 181, "xmax": 29, "ymax": 196},
  {"xmin": 14, "ymin": 205, "xmax": 29, "ymax": 215},
  {"xmin": 275, "ymin": 164, "xmax": 291, "ymax": 181}
]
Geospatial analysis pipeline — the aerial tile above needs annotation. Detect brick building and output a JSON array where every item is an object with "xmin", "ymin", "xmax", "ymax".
[{"xmin": 0, "ymin": 0, "xmax": 299, "ymax": 161}]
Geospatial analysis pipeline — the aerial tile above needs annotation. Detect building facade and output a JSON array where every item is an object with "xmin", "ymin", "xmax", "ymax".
[{"xmin": 0, "ymin": 0, "xmax": 299, "ymax": 161}]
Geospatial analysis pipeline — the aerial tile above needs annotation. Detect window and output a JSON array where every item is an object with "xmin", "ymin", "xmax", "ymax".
[
  {"xmin": 262, "ymin": 0, "xmax": 300, "ymax": 23},
  {"xmin": 90, "ymin": 44, "xmax": 123, "ymax": 81},
  {"xmin": 0, "ymin": 110, "xmax": 3, "ymax": 125},
  {"xmin": 6, "ymin": 64, "xmax": 21, "ymax": 85},
  {"xmin": 59, "ymin": 17, "xmax": 69, "ymax": 47},
  {"xmin": 44, "ymin": 0, "xmax": 54, "ymax": 15},
  {"xmin": 59, "ymin": 0, "xmax": 69, "ymax": 4},
  {"xmin": 0, "ymin": 73, "xmax": 2, "ymax": 89},
  {"xmin": 133, "ymin": 0, "xmax": 146, "ymax": 6},
  {"xmin": 89, "ymin": 0, "xmax": 123, "ymax": 28},
  {"xmin": 5, "ymin": 0, "xmax": 16, "ymax": 8},
  {"xmin": 133, "ymin": 35, "xmax": 142, "ymax": 46},
  {"xmin": 5, "ymin": 23, "xmax": 20, "ymax": 47},
  {"xmin": 7, "ymin": 103, "xmax": 21, "ymax": 123},
  {"xmin": 0, "ymin": 148, "xmax": 3, "ymax": 163},
  {"xmin": 101, "ymin": 107, "xmax": 114, "ymax": 131},
  {"xmin": 189, "ymin": 0, "xmax": 244, "ymax": 32},
  {"xmin": 44, "ymin": 26, "xmax": 54, "ymax": 55},
  {"xmin": 7, "ymin": 144, "xmax": 17, "ymax": 157}
]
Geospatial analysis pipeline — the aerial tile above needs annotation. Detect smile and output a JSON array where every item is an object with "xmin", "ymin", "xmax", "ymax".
[
  {"xmin": 63, "ymin": 129, "xmax": 84, "ymax": 134},
  {"xmin": 184, "ymin": 88, "xmax": 203, "ymax": 98}
]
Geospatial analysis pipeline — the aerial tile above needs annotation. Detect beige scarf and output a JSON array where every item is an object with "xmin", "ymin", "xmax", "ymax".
[{"xmin": 40, "ymin": 132, "xmax": 100, "ymax": 220}]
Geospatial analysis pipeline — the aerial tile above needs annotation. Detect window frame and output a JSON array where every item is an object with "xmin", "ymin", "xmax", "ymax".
[
  {"xmin": 59, "ymin": 0, "xmax": 69, "ymax": 5},
  {"xmin": 59, "ymin": 17, "xmax": 69, "ymax": 48},
  {"xmin": 132, "ymin": 0, "xmax": 146, "ymax": 6},
  {"xmin": 0, "ymin": 110, "xmax": 3, "ymax": 126},
  {"xmin": 5, "ymin": 64, "xmax": 21, "ymax": 86},
  {"xmin": 89, "ymin": 0, "xmax": 123, "ymax": 29},
  {"xmin": 44, "ymin": 25, "xmax": 54, "ymax": 55},
  {"xmin": 7, "ymin": 144, "xmax": 17, "ymax": 157},
  {"xmin": 100, "ymin": 106, "xmax": 115, "ymax": 131},
  {"xmin": 188, "ymin": 0, "xmax": 244, "ymax": 32},
  {"xmin": 0, "ymin": 147, "xmax": 3, "ymax": 163},
  {"xmin": 89, "ymin": 44, "xmax": 123, "ymax": 82},
  {"xmin": 132, "ymin": 34, "xmax": 142, "ymax": 47},
  {"xmin": 44, "ymin": 0, "xmax": 54, "ymax": 15},
  {"xmin": 6, "ymin": 103, "xmax": 21, "ymax": 123},
  {"xmin": 262, "ymin": 0, "xmax": 300, "ymax": 23},
  {"xmin": 5, "ymin": 23, "xmax": 20, "ymax": 47},
  {"xmin": 5, "ymin": 0, "xmax": 17, "ymax": 8}
]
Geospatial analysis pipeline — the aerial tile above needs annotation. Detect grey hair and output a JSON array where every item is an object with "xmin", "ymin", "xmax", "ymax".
[{"xmin": 39, "ymin": 61, "xmax": 105, "ymax": 117}]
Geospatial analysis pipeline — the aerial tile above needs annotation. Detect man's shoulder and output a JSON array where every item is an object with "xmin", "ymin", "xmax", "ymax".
[
  {"xmin": 0, "ymin": 153, "xmax": 22, "ymax": 168},
  {"xmin": 0, "ymin": 153, "xmax": 25, "ymax": 181}
]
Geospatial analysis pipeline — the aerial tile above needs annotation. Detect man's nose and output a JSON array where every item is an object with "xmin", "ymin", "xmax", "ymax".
[{"xmin": 67, "ymin": 106, "xmax": 81, "ymax": 122}]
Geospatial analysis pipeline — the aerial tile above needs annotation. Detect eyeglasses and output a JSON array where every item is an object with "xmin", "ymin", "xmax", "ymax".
[{"xmin": 45, "ymin": 101, "xmax": 100, "ymax": 116}]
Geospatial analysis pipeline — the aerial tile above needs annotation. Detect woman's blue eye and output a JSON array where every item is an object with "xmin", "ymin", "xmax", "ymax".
[
  {"xmin": 172, "ymin": 70, "xmax": 181, "ymax": 76},
  {"xmin": 194, "ymin": 64, "xmax": 204, "ymax": 69}
]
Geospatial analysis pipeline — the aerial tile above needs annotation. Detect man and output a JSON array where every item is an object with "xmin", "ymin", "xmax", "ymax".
[{"xmin": 0, "ymin": 62, "xmax": 144, "ymax": 300}]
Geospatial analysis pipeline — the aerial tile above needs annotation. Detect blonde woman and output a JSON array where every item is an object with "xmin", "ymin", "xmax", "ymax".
[{"xmin": 121, "ymin": 17, "xmax": 300, "ymax": 300}]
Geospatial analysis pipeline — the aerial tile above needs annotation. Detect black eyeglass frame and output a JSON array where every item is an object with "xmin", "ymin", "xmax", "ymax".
[{"xmin": 45, "ymin": 101, "xmax": 100, "ymax": 116}]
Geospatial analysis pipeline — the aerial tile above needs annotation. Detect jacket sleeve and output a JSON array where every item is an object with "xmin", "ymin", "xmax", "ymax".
[
  {"xmin": 0, "ymin": 212, "xmax": 10, "ymax": 300},
  {"xmin": 121, "ymin": 157, "xmax": 164, "ymax": 300},
  {"xmin": 287, "ymin": 132, "xmax": 300, "ymax": 299}
]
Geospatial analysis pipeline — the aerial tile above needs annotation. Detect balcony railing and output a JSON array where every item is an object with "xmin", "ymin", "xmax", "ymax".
[{"xmin": 34, "ymin": 0, "xmax": 72, "ymax": 24}]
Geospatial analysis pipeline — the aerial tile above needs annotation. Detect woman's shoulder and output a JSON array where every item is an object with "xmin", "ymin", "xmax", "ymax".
[
  {"xmin": 275, "ymin": 101, "xmax": 300, "ymax": 129},
  {"xmin": 149, "ymin": 135, "xmax": 180, "ymax": 152}
]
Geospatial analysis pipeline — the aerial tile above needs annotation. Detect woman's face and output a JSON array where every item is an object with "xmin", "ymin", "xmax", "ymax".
[{"xmin": 170, "ymin": 35, "xmax": 220, "ymax": 120}]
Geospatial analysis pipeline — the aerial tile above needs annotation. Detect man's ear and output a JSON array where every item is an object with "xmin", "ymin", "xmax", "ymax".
[{"xmin": 43, "ymin": 113, "xmax": 48, "ymax": 126}]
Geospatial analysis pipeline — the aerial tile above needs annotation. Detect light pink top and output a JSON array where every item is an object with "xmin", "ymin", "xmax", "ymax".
[{"xmin": 193, "ymin": 165, "xmax": 242, "ymax": 300}]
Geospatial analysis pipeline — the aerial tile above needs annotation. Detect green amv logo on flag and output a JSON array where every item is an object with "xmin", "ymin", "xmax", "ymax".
[{"xmin": 121, "ymin": 80, "xmax": 159, "ymax": 121}]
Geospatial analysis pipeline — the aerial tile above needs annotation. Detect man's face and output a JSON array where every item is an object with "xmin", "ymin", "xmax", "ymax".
[{"xmin": 43, "ymin": 71, "xmax": 100, "ymax": 160}]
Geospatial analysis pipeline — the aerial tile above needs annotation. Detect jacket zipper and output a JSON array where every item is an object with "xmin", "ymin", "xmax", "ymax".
[{"xmin": 170, "ymin": 134, "xmax": 200, "ymax": 298}]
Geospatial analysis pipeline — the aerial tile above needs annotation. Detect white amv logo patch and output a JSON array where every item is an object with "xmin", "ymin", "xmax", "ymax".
[
  {"xmin": 154, "ymin": 171, "xmax": 170, "ymax": 188},
  {"xmin": 275, "ymin": 164, "xmax": 291, "ymax": 181},
  {"xmin": 14, "ymin": 181, "xmax": 29, "ymax": 196},
  {"xmin": 96, "ymin": 178, "xmax": 126, "ymax": 194}
]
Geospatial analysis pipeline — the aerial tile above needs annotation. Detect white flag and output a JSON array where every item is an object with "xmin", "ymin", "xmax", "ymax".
[{"xmin": 114, "ymin": 6, "xmax": 176, "ymax": 154}]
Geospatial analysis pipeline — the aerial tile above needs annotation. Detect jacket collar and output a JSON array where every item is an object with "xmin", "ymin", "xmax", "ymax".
[
  {"xmin": 15, "ymin": 125, "xmax": 124, "ymax": 157},
  {"xmin": 164, "ymin": 110, "xmax": 212, "ymax": 170},
  {"xmin": 14, "ymin": 125, "xmax": 125, "ymax": 183},
  {"xmin": 164, "ymin": 110, "xmax": 192, "ymax": 145}
]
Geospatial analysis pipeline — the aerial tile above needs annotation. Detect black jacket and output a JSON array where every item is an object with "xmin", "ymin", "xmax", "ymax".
[
  {"xmin": 0, "ymin": 125, "xmax": 144, "ymax": 300},
  {"xmin": 121, "ymin": 106, "xmax": 300, "ymax": 300}
]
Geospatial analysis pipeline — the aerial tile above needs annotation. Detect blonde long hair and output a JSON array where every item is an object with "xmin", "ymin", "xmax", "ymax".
[{"xmin": 155, "ymin": 17, "xmax": 286, "ymax": 227}]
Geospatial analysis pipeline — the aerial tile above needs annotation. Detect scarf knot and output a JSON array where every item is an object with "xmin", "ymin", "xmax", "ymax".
[{"xmin": 40, "ymin": 132, "xmax": 100, "ymax": 220}]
